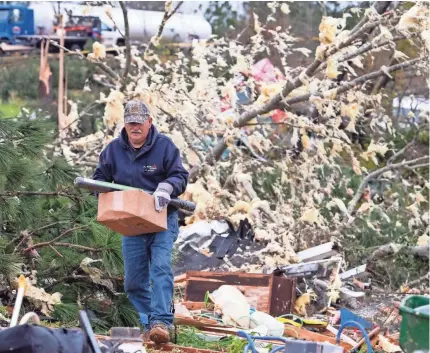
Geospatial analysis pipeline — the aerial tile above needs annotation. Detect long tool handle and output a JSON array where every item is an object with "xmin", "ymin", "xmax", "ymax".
[
  {"xmin": 74, "ymin": 177, "xmax": 196, "ymax": 212},
  {"xmin": 10, "ymin": 275, "xmax": 26, "ymax": 327}
]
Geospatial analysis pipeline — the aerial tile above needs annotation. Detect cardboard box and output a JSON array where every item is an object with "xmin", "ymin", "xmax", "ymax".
[{"xmin": 97, "ymin": 190, "xmax": 167, "ymax": 236}]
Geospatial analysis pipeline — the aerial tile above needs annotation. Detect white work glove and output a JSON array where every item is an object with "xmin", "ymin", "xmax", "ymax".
[{"xmin": 154, "ymin": 182, "xmax": 173, "ymax": 212}]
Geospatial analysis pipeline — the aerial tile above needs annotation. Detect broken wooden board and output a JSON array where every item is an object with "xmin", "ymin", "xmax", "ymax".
[
  {"xmin": 297, "ymin": 242, "xmax": 339, "ymax": 262},
  {"xmin": 183, "ymin": 271, "xmax": 296, "ymax": 317},
  {"xmin": 339, "ymin": 264, "xmax": 367, "ymax": 280}
]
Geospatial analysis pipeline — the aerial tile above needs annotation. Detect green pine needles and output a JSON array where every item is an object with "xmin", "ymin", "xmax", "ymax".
[{"xmin": 0, "ymin": 112, "xmax": 134, "ymax": 330}]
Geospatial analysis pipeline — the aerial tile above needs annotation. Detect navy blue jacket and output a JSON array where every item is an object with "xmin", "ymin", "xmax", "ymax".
[{"xmin": 93, "ymin": 125, "xmax": 189, "ymax": 198}]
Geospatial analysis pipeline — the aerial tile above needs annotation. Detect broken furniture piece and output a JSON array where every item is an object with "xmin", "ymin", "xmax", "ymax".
[{"xmin": 183, "ymin": 271, "xmax": 296, "ymax": 317}]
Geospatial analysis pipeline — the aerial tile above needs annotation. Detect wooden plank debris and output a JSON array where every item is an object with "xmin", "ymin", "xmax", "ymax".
[
  {"xmin": 339, "ymin": 264, "xmax": 367, "ymax": 280},
  {"xmin": 297, "ymin": 242, "xmax": 339, "ymax": 262}
]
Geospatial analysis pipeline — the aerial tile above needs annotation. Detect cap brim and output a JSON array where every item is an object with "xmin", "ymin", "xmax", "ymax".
[{"xmin": 124, "ymin": 115, "xmax": 148, "ymax": 124}]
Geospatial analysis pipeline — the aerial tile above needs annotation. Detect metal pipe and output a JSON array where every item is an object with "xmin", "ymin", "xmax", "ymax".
[{"xmin": 74, "ymin": 177, "xmax": 196, "ymax": 212}]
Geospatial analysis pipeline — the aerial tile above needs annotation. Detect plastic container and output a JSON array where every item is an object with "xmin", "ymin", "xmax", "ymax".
[{"xmin": 399, "ymin": 295, "xmax": 430, "ymax": 353}]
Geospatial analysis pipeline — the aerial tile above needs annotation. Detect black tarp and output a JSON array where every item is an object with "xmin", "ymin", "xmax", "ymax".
[{"xmin": 173, "ymin": 219, "xmax": 264, "ymax": 276}]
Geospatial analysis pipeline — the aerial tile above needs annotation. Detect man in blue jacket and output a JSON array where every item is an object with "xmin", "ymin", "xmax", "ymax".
[{"xmin": 93, "ymin": 100, "xmax": 189, "ymax": 344}]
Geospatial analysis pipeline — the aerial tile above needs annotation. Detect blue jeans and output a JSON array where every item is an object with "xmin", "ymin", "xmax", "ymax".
[{"xmin": 122, "ymin": 210, "xmax": 179, "ymax": 331}]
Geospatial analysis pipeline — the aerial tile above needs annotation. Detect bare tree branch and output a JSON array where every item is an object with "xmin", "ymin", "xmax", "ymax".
[
  {"xmin": 317, "ymin": 34, "xmax": 409, "ymax": 73},
  {"xmin": 348, "ymin": 156, "xmax": 429, "ymax": 214},
  {"xmin": 189, "ymin": 15, "xmax": 404, "ymax": 180},
  {"xmin": 406, "ymin": 163, "xmax": 429, "ymax": 169},
  {"xmin": 190, "ymin": 56, "xmax": 423, "ymax": 180},
  {"xmin": 42, "ymin": 37, "xmax": 120, "ymax": 84},
  {"xmin": 120, "ymin": 1, "xmax": 131, "ymax": 89},
  {"xmin": 285, "ymin": 57, "xmax": 424, "ymax": 106},
  {"xmin": 142, "ymin": 1, "xmax": 183, "ymax": 58},
  {"xmin": 158, "ymin": 106, "xmax": 210, "ymax": 164},
  {"xmin": 406, "ymin": 272, "xmax": 430, "ymax": 287},
  {"xmin": 350, "ymin": 1, "xmax": 392, "ymax": 35},
  {"xmin": 387, "ymin": 138, "xmax": 416, "ymax": 164},
  {"xmin": 75, "ymin": 161, "xmax": 98, "ymax": 168}
]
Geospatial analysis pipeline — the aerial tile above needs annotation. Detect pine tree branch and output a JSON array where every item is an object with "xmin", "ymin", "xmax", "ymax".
[
  {"xmin": 30, "ymin": 221, "xmax": 70, "ymax": 235},
  {"xmin": 348, "ymin": 156, "xmax": 429, "ymax": 214},
  {"xmin": 44, "ymin": 274, "xmax": 123, "ymax": 291},
  {"xmin": 26, "ymin": 225, "xmax": 89, "ymax": 251},
  {"xmin": 119, "ymin": 1, "xmax": 131, "ymax": 90},
  {"xmin": 50, "ymin": 242, "xmax": 101, "ymax": 252},
  {"xmin": 0, "ymin": 190, "xmax": 79, "ymax": 200},
  {"xmin": 49, "ymin": 244, "xmax": 63, "ymax": 257}
]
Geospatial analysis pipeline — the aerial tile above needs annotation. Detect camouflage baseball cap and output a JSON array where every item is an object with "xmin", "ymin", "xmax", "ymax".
[{"xmin": 124, "ymin": 100, "xmax": 151, "ymax": 124}]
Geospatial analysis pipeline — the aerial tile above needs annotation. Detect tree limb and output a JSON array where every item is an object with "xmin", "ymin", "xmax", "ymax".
[
  {"xmin": 317, "ymin": 34, "xmax": 409, "ymax": 73},
  {"xmin": 75, "ymin": 161, "xmax": 98, "ymax": 168},
  {"xmin": 406, "ymin": 272, "xmax": 430, "ymax": 287},
  {"xmin": 26, "ymin": 225, "xmax": 89, "ymax": 251},
  {"xmin": 42, "ymin": 37, "xmax": 120, "ymax": 84},
  {"xmin": 387, "ymin": 138, "xmax": 416, "ymax": 164},
  {"xmin": 51, "ymin": 242, "xmax": 101, "ymax": 252},
  {"xmin": 350, "ymin": 1, "xmax": 392, "ymax": 36},
  {"xmin": 189, "ymin": 14, "xmax": 404, "ymax": 180},
  {"xmin": 285, "ymin": 57, "xmax": 424, "ymax": 106},
  {"xmin": 348, "ymin": 156, "xmax": 429, "ymax": 214},
  {"xmin": 0, "ymin": 190, "xmax": 79, "ymax": 200},
  {"xmin": 142, "ymin": 1, "xmax": 183, "ymax": 58},
  {"xmin": 177, "ymin": 121, "xmax": 204, "ymax": 163},
  {"xmin": 30, "ymin": 221, "xmax": 70, "ymax": 235},
  {"xmin": 119, "ymin": 2, "xmax": 131, "ymax": 90}
]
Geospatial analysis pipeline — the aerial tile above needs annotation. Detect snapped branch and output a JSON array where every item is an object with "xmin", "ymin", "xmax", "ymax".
[{"xmin": 348, "ymin": 156, "xmax": 429, "ymax": 214}]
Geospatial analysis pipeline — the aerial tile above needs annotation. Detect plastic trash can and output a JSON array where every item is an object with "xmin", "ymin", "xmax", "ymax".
[{"xmin": 399, "ymin": 295, "xmax": 430, "ymax": 353}]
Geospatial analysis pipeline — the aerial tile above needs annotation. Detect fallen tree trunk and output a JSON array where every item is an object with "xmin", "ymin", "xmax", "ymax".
[{"xmin": 368, "ymin": 243, "xmax": 429, "ymax": 262}]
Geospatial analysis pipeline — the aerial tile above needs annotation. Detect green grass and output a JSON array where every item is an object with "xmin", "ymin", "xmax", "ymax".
[
  {"xmin": 0, "ymin": 99, "xmax": 24, "ymax": 118},
  {"xmin": 176, "ymin": 326, "xmax": 247, "ymax": 353}
]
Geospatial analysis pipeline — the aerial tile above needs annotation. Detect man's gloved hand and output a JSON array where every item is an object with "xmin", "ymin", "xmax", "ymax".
[{"xmin": 154, "ymin": 182, "xmax": 173, "ymax": 212}]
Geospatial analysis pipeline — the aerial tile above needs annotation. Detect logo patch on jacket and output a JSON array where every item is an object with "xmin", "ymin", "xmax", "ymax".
[{"xmin": 143, "ymin": 164, "xmax": 157, "ymax": 172}]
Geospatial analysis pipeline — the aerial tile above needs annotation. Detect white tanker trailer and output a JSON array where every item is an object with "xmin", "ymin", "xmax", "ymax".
[{"xmin": 28, "ymin": 2, "xmax": 212, "ymax": 47}]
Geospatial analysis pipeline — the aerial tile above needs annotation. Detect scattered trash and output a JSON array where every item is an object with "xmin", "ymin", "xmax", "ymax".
[{"xmin": 169, "ymin": 238, "xmax": 428, "ymax": 353}]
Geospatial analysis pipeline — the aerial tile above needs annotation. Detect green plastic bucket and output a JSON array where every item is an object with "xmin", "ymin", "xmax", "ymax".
[{"xmin": 399, "ymin": 295, "xmax": 429, "ymax": 353}]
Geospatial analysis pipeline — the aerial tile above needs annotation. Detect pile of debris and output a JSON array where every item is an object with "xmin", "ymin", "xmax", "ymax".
[{"xmin": 88, "ymin": 260, "xmax": 427, "ymax": 353}]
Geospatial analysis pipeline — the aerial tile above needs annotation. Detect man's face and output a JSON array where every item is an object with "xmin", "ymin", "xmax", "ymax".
[{"xmin": 125, "ymin": 118, "xmax": 152, "ymax": 147}]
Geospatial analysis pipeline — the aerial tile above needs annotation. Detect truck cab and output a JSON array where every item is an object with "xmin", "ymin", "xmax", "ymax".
[{"xmin": 0, "ymin": 5, "xmax": 34, "ymax": 44}]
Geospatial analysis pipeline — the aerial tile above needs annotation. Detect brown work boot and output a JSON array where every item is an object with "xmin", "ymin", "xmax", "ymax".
[{"xmin": 149, "ymin": 323, "xmax": 170, "ymax": 344}]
